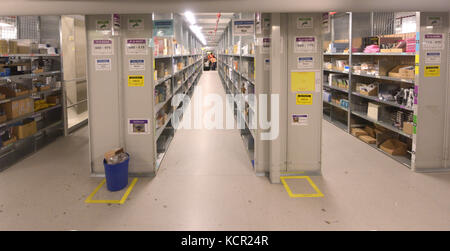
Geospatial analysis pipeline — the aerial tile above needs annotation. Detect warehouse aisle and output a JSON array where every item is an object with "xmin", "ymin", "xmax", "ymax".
[
  {"xmin": 1, "ymin": 71, "xmax": 450, "ymax": 230},
  {"xmin": 157, "ymin": 71, "xmax": 253, "ymax": 176}
]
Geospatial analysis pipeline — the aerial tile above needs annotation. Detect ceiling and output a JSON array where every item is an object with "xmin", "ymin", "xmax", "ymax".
[
  {"xmin": 182, "ymin": 12, "xmax": 234, "ymax": 47},
  {"xmin": 1, "ymin": 0, "xmax": 449, "ymax": 16}
]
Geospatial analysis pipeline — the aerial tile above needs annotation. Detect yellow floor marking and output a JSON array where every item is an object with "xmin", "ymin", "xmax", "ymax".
[
  {"xmin": 85, "ymin": 178, "xmax": 138, "ymax": 205},
  {"xmin": 281, "ymin": 171, "xmax": 305, "ymax": 174},
  {"xmin": 280, "ymin": 176, "xmax": 324, "ymax": 198}
]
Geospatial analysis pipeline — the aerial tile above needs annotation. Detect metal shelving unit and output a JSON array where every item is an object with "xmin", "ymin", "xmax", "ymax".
[
  {"xmin": 0, "ymin": 16, "xmax": 64, "ymax": 170},
  {"xmin": 217, "ymin": 13, "xmax": 256, "ymax": 167},
  {"xmin": 322, "ymin": 12, "xmax": 419, "ymax": 168}
]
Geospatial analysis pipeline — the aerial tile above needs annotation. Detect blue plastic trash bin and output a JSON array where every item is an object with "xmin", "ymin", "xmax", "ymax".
[{"xmin": 103, "ymin": 154, "xmax": 129, "ymax": 192}]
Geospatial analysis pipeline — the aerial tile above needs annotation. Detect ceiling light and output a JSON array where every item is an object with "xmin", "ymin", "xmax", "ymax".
[
  {"xmin": 184, "ymin": 11, "xmax": 196, "ymax": 25},
  {"xmin": 0, "ymin": 22, "xmax": 13, "ymax": 27}
]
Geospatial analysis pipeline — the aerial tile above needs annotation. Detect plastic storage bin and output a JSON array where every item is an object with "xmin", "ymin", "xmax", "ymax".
[{"xmin": 103, "ymin": 153, "xmax": 129, "ymax": 192}]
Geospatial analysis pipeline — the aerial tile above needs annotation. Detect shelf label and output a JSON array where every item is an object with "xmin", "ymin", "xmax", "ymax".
[
  {"xmin": 95, "ymin": 58, "xmax": 111, "ymax": 71},
  {"xmin": 296, "ymin": 94, "xmax": 313, "ymax": 105},
  {"xmin": 128, "ymin": 75, "xmax": 144, "ymax": 86},
  {"xmin": 129, "ymin": 59, "xmax": 145, "ymax": 71},
  {"xmin": 297, "ymin": 17, "xmax": 313, "ymax": 29},
  {"xmin": 92, "ymin": 39, "xmax": 113, "ymax": 55},
  {"xmin": 294, "ymin": 36, "xmax": 317, "ymax": 53},
  {"xmin": 125, "ymin": 39, "xmax": 148, "ymax": 55},
  {"xmin": 128, "ymin": 119, "xmax": 150, "ymax": 134},
  {"xmin": 426, "ymin": 16, "xmax": 442, "ymax": 27},
  {"xmin": 292, "ymin": 114, "xmax": 309, "ymax": 126},
  {"xmin": 96, "ymin": 20, "xmax": 111, "ymax": 31},
  {"xmin": 297, "ymin": 56, "xmax": 314, "ymax": 69},
  {"xmin": 424, "ymin": 65, "xmax": 440, "ymax": 77},
  {"xmin": 425, "ymin": 51, "xmax": 441, "ymax": 64},
  {"xmin": 233, "ymin": 19, "xmax": 255, "ymax": 36},
  {"xmin": 128, "ymin": 17, "xmax": 144, "ymax": 31},
  {"xmin": 153, "ymin": 20, "xmax": 174, "ymax": 37},
  {"xmin": 423, "ymin": 34, "xmax": 444, "ymax": 50}
]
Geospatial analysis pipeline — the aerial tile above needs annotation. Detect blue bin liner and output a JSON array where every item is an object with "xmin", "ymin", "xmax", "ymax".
[{"xmin": 103, "ymin": 153, "xmax": 129, "ymax": 192}]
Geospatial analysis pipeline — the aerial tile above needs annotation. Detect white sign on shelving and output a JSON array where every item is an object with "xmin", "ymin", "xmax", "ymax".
[
  {"xmin": 92, "ymin": 39, "xmax": 114, "ymax": 55},
  {"xmin": 294, "ymin": 36, "xmax": 317, "ymax": 53},
  {"xmin": 125, "ymin": 39, "xmax": 148, "ymax": 55}
]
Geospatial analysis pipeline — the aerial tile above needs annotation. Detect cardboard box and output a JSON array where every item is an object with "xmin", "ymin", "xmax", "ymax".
[
  {"xmin": 0, "ymin": 93, "xmax": 6, "ymax": 100},
  {"xmin": 403, "ymin": 122, "xmax": 414, "ymax": 135},
  {"xmin": 351, "ymin": 128, "xmax": 368, "ymax": 137},
  {"xmin": 388, "ymin": 65, "xmax": 415, "ymax": 79},
  {"xmin": 367, "ymin": 102, "xmax": 381, "ymax": 121},
  {"xmin": 46, "ymin": 95, "xmax": 60, "ymax": 105},
  {"xmin": 364, "ymin": 126, "xmax": 376, "ymax": 138},
  {"xmin": 0, "ymin": 86, "xmax": 29, "ymax": 98},
  {"xmin": 2, "ymin": 136, "xmax": 16, "ymax": 147},
  {"xmin": 13, "ymin": 120, "xmax": 37, "ymax": 139},
  {"xmin": 0, "ymin": 114, "xmax": 6, "ymax": 123},
  {"xmin": 1, "ymin": 98, "xmax": 34, "ymax": 119},
  {"xmin": 380, "ymin": 138, "xmax": 408, "ymax": 156},
  {"xmin": 359, "ymin": 135, "xmax": 376, "ymax": 144},
  {"xmin": 104, "ymin": 148, "xmax": 124, "ymax": 160}
]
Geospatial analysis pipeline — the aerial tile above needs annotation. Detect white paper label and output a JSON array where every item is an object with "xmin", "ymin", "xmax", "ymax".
[
  {"xmin": 423, "ymin": 34, "xmax": 444, "ymax": 50},
  {"xmin": 294, "ymin": 36, "xmax": 317, "ymax": 53},
  {"xmin": 129, "ymin": 59, "xmax": 145, "ymax": 71},
  {"xmin": 95, "ymin": 58, "xmax": 111, "ymax": 71},
  {"xmin": 128, "ymin": 119, "xmax": 150, "ymax": 134},
  {"xmin": 426, "ymin": 16, "xmax": 442, "ymax": 27},
  {"xmin": 233, "ymin": 19, "xmax": 255, "ymax": 36},
  {"xmin": 92, "ymin": 39, "xmax": 113, "ymax": 55},
  {"xmin": 297, "ymin": 17, "xmax": 313, "ymax": 29},
  {"xmin": 297, "ymin": 56, "xmax": 314, "ymax": 69},
  {"xmin": 425, "ymin": 52, "xmax": 441, "ymax": 64},
  {"xmin": 261, "ymin": 37, "xmax": 271, "ymax": 54},
  {"xmin": 125, "ymin": 38, "xmax": 148, "ymax": 55},
  {"xmin": 292, "ymin": 114, "xmax": 308, "ymax": 126},
  {"xmin": 128, "ymin": 18, "xmax": 144, "ymax": 30},
  {"xmin": 96, "ymin": 20, "xmax": 111, "ymax": 31}
]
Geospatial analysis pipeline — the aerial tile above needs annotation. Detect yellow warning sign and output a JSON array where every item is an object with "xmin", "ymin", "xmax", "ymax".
[
  {"xmin": 296, "ymin": 93, "xmax": 313, "ymax": 105},
  {"xmin": 424, "ymin": 65, "xmax": 440, "ymax": 77},
  {"xmin": 291, "ymin": 71, "xmax": 315, "ymax": 92},
  {"xmin": 128, "ymin": 75, "xmax": 144, "ymax": 86}
]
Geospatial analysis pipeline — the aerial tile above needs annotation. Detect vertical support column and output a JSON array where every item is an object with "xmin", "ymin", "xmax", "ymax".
[
  {"xmin": 86, "ymin": 15, "xmax": 121, "ymax": 176},
  {"xmin": 414, "ymin": 12, "xmax": 449, "ymax": 171},
  {"xmin": 286, "ymin": 13, "xmax": 322, "ymax": 174},
  {"xmin": 254, "ymin": 13, "xmax": 271, "ymax": 175},
  {"xmin": 269, "ymin": 13, "xmax": 287, "ymax": 183},
  {"xmin": 86, "ymin": 14, "xmax": 155, "ymax": 176},
  {"xmin": 120, "ymin": 14, "xmax": 155, "ymax": 176}
]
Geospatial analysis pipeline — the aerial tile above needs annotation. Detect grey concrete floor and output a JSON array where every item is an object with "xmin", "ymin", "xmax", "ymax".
[{"xmin": 1, "ymin": 71, "xmax": 450, "ymax": 230}]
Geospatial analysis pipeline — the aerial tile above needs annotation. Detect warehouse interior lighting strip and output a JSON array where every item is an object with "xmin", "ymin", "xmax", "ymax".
[{"xmin": 185, "ymin": 11, "xmax": 207, "ymax": 45}]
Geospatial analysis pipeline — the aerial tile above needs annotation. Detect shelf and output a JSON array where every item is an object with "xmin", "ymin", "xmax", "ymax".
[
  {"xmin": 352, "ymin": 52, "xmax": 415, "ymax": 56},
  {"xmin": 362, "ymin": 138, "xmax": 411, "ymax": 168},
  {"xmin": 351, "ymin": 91, "xmax": 414, "ymax": 111},
  {"xmin": 0, "ymin": 87, "xmax": 61, "ymax": 105},
  {"xmin": 323, "ymin": 100, "xmax": 348, "ymax": 112},
  {"xmin": 351, "ymin": 110, "xmax": 413, "ymax": 139},
  {"xmin": 0, "ymin": 121, "xmax": 63, "ymax": 152},
  {"xmin": 324, "ymin": 69, "xmax": 349, "ymax": 74},
  {"xmin": 155, "ymin": 113, "xmax": 172, "ymax": 140},
  {"xmin": 0, "ymin": 104, "xmax": 62, "ymax": 128},
  {"xmin": 323, "ymin": 113, "xmax": 348, "ymax": 132},
  {"xmin": 0, "ymin": 70, "xmax": 61, "ymax": 81},
  {"xmin": 323, "ymin": 84, "xmax": 348, "ymax": 93},
  {"xmin": 240, "ymin": 73, "xmax": 255, "ymax": 85},
  {"xmin": 155, "ymin": 75, "xmax": 172, "ymax": 86},
  {"xmin": 323, "ymin": 52, "xmax": 349, "ymax": 56},
  {"xmin": 352, "ymin": 72, "xmax": 415, "ymax": 84},
  {"xmin": 241, "ymin": 54, "xmax": 255, "ymax": 58}
]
